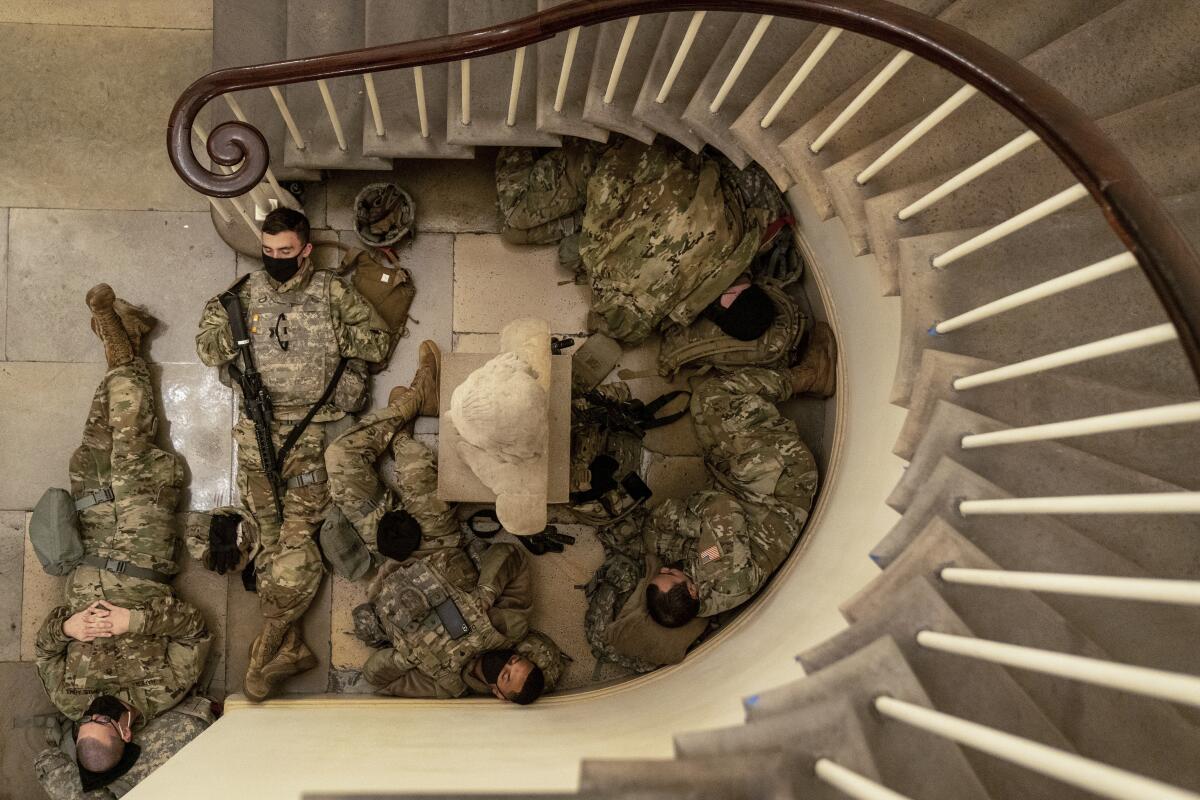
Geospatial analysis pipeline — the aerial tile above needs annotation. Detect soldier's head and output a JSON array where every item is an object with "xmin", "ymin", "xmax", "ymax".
[
  {"xmin": 478, "ymin": 649, "xmax": 546, "ymax": 705},
  {"xmin": 260, "ymin": 208, "xmax": 312, "ymax": 283},
  {"xmin": 75, "ymin": 695, "xmax": 134, "ymax": 773},
  {"xmin": 646, "ymin": 566, "xmax": 701, "ymax": 628},
  {"xmin": 709, "ymin": 281, "xmax": 777, "ymax": 342}
]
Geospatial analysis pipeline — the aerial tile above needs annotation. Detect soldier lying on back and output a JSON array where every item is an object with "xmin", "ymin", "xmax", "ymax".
[
  {"xmin": 324, "ymin": 341, "xmax": 563, "ymax": 703},
  {"xmin": 32, "ymin": 285, "xmax": 211, "ymax": 791}
]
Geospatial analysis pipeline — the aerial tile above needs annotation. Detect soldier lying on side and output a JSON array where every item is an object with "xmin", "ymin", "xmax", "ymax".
[
  {"xmin": 32, "ymin": 285, "xmax": 211, "ymax": 792},
  {"xmin": 324, "ymin": 341, "xmax": 563, "ymax": 703}
]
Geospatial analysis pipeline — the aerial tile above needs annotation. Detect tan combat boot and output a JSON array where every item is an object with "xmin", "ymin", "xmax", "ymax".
[
  {"xmin": 243, "ymin": 620, "xmax": 290, "ymax": 703},
  {"xmin": 390, "ymin": 340, "xmax": 441, "ymax": 417},
  {"xmin": 86, "ymin": 284, "xmax": 134, "ymax": 368},
  {"xmin": 112, "ymin": 299, "xmax": 157, "ymax": 356},
  {"xmin": 790, "ymin": 322, "xmax": 837, "ymax": 398},
  {"xmin": 244, "ymin": 626, "xmax": 317, "ymax": 703}
]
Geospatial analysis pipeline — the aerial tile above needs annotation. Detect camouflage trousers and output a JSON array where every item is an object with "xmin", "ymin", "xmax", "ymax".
[
  {"xmin": 495, "ymin": 139, "xmax": 602, "ymax": 245},
  {"xmin": 233, "ymin": 417, "xmax": 327, "ymax": 626},
  {"xmin": 325, "ymin": 404, "xmax": 460, "ymax": 556},
  {"xmin": 688, "ymin": 366, "xmax": 817, "ymax": 577},
  {"xmin": 67, "ymin": 359, "xmax": 183, "ymax": 610}
]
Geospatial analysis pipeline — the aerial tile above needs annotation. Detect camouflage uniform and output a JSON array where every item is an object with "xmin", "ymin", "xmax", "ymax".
[
  {"xmin": 580, "ymin": 138, "xmax": 765, "ymax": 344},
  {"xmin": 35, "ymin": 360, "xmax": 211, "ymax": 723},
  {"xmin": 34, "ymin": 695, "xmax": 215, "ymax": 799},
  {"xmin": 648, "ymin": 367, "xmax": 817, "ymax": 617},
  {"xmin": 195, "ymin": 261, "xmax": 389, "ymax": 646},
  {"xmin": 495, "ymin": 138, "xmax": 607, "ymax": 245}
]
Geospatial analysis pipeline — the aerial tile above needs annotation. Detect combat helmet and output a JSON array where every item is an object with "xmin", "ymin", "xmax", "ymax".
[{"xmin": 354, "ymin": 182, "xmax": 415, "ymax": 248}]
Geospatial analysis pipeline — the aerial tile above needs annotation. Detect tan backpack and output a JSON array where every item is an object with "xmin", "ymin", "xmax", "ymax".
[{"xmin": 339, "ymin": 247, "xmax": 417, "ymax": 374}]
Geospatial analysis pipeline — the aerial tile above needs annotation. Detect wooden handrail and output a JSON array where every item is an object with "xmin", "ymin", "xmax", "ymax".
[{"xmin": 167, "ymin": 0, "xmax": 1200, "ymax": 383}]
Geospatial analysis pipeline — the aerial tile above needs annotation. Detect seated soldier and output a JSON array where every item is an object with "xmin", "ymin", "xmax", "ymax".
[
  {"xmin": 644, "ymin": 326, "xmax": 836, "ymax": 628},
  {"xmin": 33, "ymin": 285, "xmax": 211, "ymax": 791},
  {"xmin": 325, "ymin": 341, "xmax": 563, "ymax": 704}
]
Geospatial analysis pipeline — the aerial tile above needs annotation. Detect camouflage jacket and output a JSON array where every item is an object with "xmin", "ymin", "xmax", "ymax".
[
  {"xmin": 362, "ymin": 543, "xmax": 537, "ymax": 698},
  {"xmin": 496, "ymin": 138, "xmax": 608, "ymax": 244},
  {"xmin": 580, "ymin": 138, "xmax": 764, "ymax": 344},
  {"xmin": 35, "ymin": 597, "xmax": 211, "ymax": 723},
  {"xmin": 194, "ymin": 262, "xmax": 390, "ymax": 421}
]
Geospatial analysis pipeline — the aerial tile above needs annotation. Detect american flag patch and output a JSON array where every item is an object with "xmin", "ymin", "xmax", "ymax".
[{"xmin": 700, "ymin": 543, "xmax": 722, "ymax": 564}]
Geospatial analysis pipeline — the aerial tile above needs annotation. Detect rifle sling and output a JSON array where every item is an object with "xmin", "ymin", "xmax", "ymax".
[{"xmin": 275, "ymin": 356, "xmax": 348, "ymax": 470}]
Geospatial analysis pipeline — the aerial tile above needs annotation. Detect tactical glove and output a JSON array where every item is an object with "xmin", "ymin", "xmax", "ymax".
[{"xmin": 205, "ymin": 513, "xmax": 242, "ymax": 575}]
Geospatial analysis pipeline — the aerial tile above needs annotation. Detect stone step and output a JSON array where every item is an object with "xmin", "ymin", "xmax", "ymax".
[
  {"xmin": 582, "ymin": 13, "xmax": 668, "ymax": 143},
  {"xmin": 888, "ymin": 400, "xmax": 1200, "ymax": 574},
  {"xmin": 680, "ymin": 14, "xmax": 817, "ymax": 169},
  {"xmin": 579, "ymin": 752, "xmax": 803, "ymax": 799},
  {"xmin": 673, "ymin": 696, "xmax": 881, "ymax": 800},
  {"xmin": 630, "ymin": 11, "xmax": 742, "ymax": 153},
  {"xmin": 535, "ymin": 0, "xmax": 610, "ymax": 142},
  {"xmin": 211, "ymin": 0, "xmax": 320, "ymax": 181},
  {"xmin": 889, "ymin": 193, "xmax": 1200, "ymax": 404},
  {"xmin": 862, "ymin": 83, "xmax": 1200, "ymax": 284},
  {"xmin": 802, "ymin": 577, "xmax": 1091, "ymax": 800},
  {"xmin": 867, "ymin": 458, "xmax": 1200, "ymax": 677},
  {"xmin": 445, "ymin": 0, "xmax": 560, "ymax": 147},
  {"xmin": 284, "ymin": 0, "xmax": 393, "ymax": 171},
  {"xmin": 782, "ymin": 0, "xmax": 1118, "ymax": 222},
  {"xmin": 745, "ymin": 637, "xmax": 991, "ymax": 800},
  {"xmin": 820, "ymin": 0, "xmax": 1200, "ymax": 262},
  {"xmin": 844, "ymin": 515, "xmax": 1200, "ymax": 772},
  {"xmin": 727, "ymin": 0, "xmax": 955, "ymax": 189},
  {"xmin": 361, "ymin": 0, "xmax": 474, "ymax": 159},
  {"xmin": 897, "ymin": 349, "xmax": 1200, "ymax": 487}
]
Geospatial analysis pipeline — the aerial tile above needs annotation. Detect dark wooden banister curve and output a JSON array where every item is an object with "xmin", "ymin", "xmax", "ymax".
[{"xmin": 168, "ymin": 0, "xmax": 1200, "ymax": 384}]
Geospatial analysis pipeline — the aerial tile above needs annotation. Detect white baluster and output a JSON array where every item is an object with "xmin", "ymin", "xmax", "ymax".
[
  {"xmin": 363, "ymin": 73, "xmax": 385, "ymax": 138},
  {"xmin": 657, "ymin": 11, "xmax": 706, "ymax": 103},
  {"xmin": 710, "ymin": 15, "xmax": 773, "ymax": 113},
  {"xmin": 413, "ymin": 66, "xmax": 430, "ymax": 138},
  {"xmin": 959, "ymin": 492, "xmax": 1200, "ymax": 515},
  {"xmin": 814, "ymin": 760, "xmax": 913, "ymax": 800},
  {"xmin": 952, "ymin": 323, "xmax": 1178, "ymax": 390},
  {"xmin": 960, "ymin": 401, "xmax": 1200, "ymax": 449},
  {"xmin": 934, "ymin": 252, "xmax": 1138, "ymax": 334},
  {"xmin": 875, "ymin": 697, "xmax": 1200, "ymax": 800},
  {"xmin": 917, "ymin": 631, "xmax": 1200, "ymax": 707},
  {"xmin": 316, "ymin": 79, "xmax": 347, "ymax": 150},
  {"xmin": 858, "ymin": 84, "xmax": 978, "ymax": 184},
  {"xmin": 226, "ymin": 194, "xmax": 261, "ymax": 238},
  {"xmin": 269, "ymin": 86, "xmax": 306, "ymax": 150},
  {"xmin": 554, "ymin": 27, "xmax": 581, "ymax": 113},
  {"xmin": 206, "ymin": 196, "xmax": 232, "ymax": 225},
  {"xmin": 507, "ymin": 46, "xmax": 526, "ymax": 127},
  {"xmin": 460, "ymin": 60, "xmax": 471, "ymax": 125},
  {"xmin": 810, "ymin": 50, "xmax": 913, "ymax": 153},
  {"xmin": 899, "ymin": 130, "xmax": 1041, "ymax": 218},
  {"xmin": 760, "ymin": 27, "xmax": 842, "ymax": 129},
  {"xmin": 605, "ymin": 16, "xmax": 640, "ymax": 104},
  {"xmin": 940, "ymin": 567, "xmax": 1200, "ymax": 606},
  {"xmin": 932, "ymin": 184, "xmax": 1089, "ymax": 268},
  {"xmin": 222, "ymin": 93, "xmax": 287, "ymax": 205}
]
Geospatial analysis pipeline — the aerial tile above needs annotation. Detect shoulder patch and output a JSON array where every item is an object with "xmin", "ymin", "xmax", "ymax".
[{"xmin": 699, "ymin": 541, "xmax": 723, "ymax": 565}]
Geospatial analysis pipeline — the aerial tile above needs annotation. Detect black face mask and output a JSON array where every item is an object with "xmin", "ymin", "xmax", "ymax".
[
  {"xmin": 479, "ymin": 649, "xmax": 516, "ymax": 684},
  {"xmin": 82, "ymin": 695, "xmax": 127, "ymax": 722},
  {"xmin": 262, "ymin": 253, "xmax": 301, "ymax": 284}
]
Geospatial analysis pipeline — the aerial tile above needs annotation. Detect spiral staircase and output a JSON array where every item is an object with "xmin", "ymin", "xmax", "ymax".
[{"xmin": 151, "ymin": 1, "xmax": 1200, "ymax": 798}]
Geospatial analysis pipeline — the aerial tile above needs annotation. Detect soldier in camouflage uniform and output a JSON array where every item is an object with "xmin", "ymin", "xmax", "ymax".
[
  {"xmin": 195, "ymin": 208, "xmax": 390, "ymax": 702},
  {"xmin": 35, "ymin": 284, "xmax": 212, "ymax": 785},
  {"xmin": 495, "ymin": 137, "xmax": 608, "ymax": 245}
]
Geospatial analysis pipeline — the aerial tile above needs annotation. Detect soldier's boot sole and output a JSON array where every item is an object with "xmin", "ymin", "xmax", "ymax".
[
  {"xmin": 86, "ymin": 283, "xmax": 135, "ymax": 368},
  {"xmin": 790, "ymin": 322, "xmax": 837, "ymax": 398},
  {"xmin": 411, "ymin": 340, "xmax": 441, "ymax": 417},
  {"xmin": 245, "ymin": 632, "xmax": 318, "ymax": 702}
]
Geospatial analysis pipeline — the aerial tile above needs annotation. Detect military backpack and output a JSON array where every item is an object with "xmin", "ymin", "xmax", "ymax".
[{"xmin": 338, "ymin": 247, "xmax": 417, "ymax": 374}]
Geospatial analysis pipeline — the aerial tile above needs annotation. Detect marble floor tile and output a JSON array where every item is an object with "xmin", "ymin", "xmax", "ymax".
[
  {"xmin": 0, "ymin": 511, "xmax": 24, "ymax": 661},
  {"xmin": 20, "ymin": 523, "xmax": 66, "ymax": 661},
  {"xmin": 645, "ymin": 454, "xmax": 710, "ymax": 507},
  {"xmin": 0, "ymin": 23, "xmax": 210, "ymax": 211},
  {"xmin": 174, "ymin": 553, "xmax": 229, "ymax": 699},
  {"xmin": 0, "ymin": 209, "xmax": 8, "ymax": 360},
  {"xmin": 0, "ymin": 662, "xmax": 57, "ymax": 800},
  {"xmin": 330, "ymin": 573, "xmax": 371, "ymax": 672},
  {"xmin": 7, "ymin": 209, "xmax": 235, "ymax": 364},
  {"xmin": 327, "ymin": 152, "xmax": 502, "ymax": 234},
  {"xmin": 0, "ymin": 362, "xmax": 233, "ymax": 512},
  {"xmin": 453, "ymin": 234, "xmax": 590, "ymax": 334},
  {"xmin": 0, "ymin": 1, "xmax": 213, "ymax": 29}
]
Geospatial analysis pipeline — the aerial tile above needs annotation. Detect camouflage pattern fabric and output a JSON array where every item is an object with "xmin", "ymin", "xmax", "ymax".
[
  {"xmin": 515, "ymin": 629, "xmax": 565, "ymax": 689},
  {"xmin": 580, "ymin": 138, "xmax": 765, "ymax": 344},
  {"xmin": 36, "ymin": 360, "xmax": 211, "ymax": 723},
  {"xmin": 582, "ymin": 520, "xmax": 659, "ymax": 674},
  {"xmin": 496, "ymin": 138, "xmax": 607, "ymax": 245},
  {"xmin": 648, "ymin": 367, "xmax": 817, "ymax": 617},
  {"xmin": 568, "ymin": 381, "xmax": 646, "ymax": 525},
  {"xmin": 36, "ymin": 697, "xmax": 215, "ymax": 799},
  {"xmin": 195, "ymin": 262, "xmax": 390, "ymax": 422}
]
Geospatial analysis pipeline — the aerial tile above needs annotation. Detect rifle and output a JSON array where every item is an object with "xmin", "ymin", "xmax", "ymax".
[{"xmin": 220, "ymin": 288, "xmax": 286, "ymax": 522}]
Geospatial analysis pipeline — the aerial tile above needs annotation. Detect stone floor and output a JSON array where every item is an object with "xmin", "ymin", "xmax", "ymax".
[{"xmin": 0, "ymin": 5, "xmax": 831, "ymax": 797}]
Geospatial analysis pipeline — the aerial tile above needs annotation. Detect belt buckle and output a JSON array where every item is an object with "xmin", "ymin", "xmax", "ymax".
[
  {"xmin": 100, "ymin": 486, "xmax": 115, "ymax": 502},
  {"xmin": 105, "ymin": 558, "xmax": 127, "ymax": 574}
]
